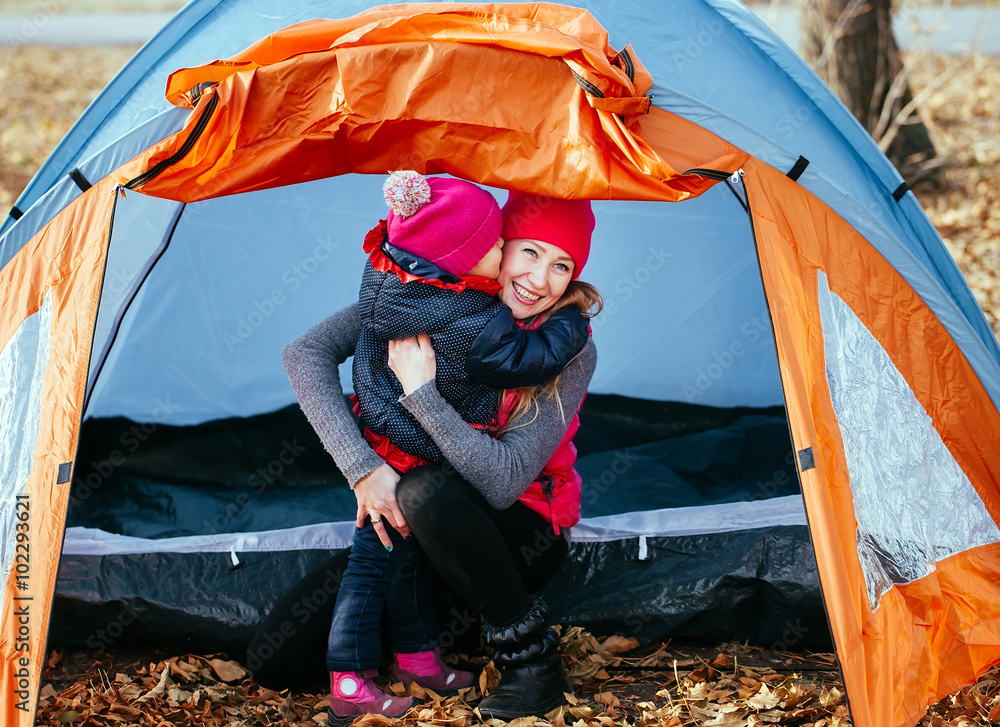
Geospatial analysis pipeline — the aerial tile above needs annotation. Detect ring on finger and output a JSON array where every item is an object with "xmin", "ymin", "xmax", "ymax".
[{"xmin": 371, "ymin": 514, "xmax": 382, "ymax": 524}]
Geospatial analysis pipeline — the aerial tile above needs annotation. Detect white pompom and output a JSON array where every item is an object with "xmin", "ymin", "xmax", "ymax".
[{"xmin": 383, "ymin": 170, "xmax": 432, "ymax": 218}]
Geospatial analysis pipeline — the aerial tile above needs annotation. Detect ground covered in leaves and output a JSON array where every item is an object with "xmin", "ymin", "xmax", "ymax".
[
  {"xmin": 37, "ymin": 631, "xmax": 853, "ymax": 727},
  {"xmin": 4, "ymin": 41, "xmax": 1000, "ymax": 727},
  {"xmin": 33, "ymin": 628, "xmax": 1000, "ymax": 727}
]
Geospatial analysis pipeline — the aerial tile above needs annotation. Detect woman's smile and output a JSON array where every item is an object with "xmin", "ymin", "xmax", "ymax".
[{"xmin": 512, "ymin": 282, "xmax": 541, "ymax": 302}]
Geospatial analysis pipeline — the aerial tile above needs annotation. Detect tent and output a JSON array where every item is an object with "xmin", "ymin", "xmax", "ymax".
[{"xmin": 3, "ymin": 1, "xmax": 1000, "ymax": 725}]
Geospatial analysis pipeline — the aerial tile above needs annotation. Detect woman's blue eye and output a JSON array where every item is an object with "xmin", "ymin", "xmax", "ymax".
[
  {"xmin": 554, "ymin": 263, "xmax": 570, "ymax": 272},
  {"xmin": 523, "ymin": 247, "xmax": 537, "ymax": 257}
]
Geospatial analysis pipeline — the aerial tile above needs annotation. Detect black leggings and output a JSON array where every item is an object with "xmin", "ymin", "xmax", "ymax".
[{"xmin": 396, "ymin": 463, "xmax": 568, "ymax": 627}]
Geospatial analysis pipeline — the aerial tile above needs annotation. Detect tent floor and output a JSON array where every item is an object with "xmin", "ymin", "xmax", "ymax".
[{"xmin": 53, "ymin": 396, "xmax": 830, "ymax": 656}]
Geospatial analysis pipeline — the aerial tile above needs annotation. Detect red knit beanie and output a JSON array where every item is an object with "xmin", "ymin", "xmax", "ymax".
[
  {"xmin": 383, "ymin": 171, "xmax": 502, "ymax": 277},
  {"xmin": 500, "ymin": 192, "xmax": 595, "ymax": 279}
]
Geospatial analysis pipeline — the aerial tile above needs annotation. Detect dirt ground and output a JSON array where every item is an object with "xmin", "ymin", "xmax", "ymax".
[{"xmin": 3, "ymin": 41, "xmax": 1000, "ymax": 727}]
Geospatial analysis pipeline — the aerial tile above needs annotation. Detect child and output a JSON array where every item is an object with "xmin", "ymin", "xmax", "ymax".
[
  {"xmin": 325, "ymin": 172, "xmax": 590, "ymax": 723},
  {"xmin": 353, "ymin": 170, "xmax": 590, "ymax": 469}
]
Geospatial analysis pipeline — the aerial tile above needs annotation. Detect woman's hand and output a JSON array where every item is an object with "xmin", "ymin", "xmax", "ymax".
[
  {"xmin": 354, "ymin": 463, "xmax": 409, "ymax": 548},
  {"xmin": 388, "ymin": 333, "xmax": 437, "ymax": 396}
]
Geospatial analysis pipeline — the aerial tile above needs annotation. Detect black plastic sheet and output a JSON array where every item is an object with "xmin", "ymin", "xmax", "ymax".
[{"xmin": 53, "ymin": 396, "xmax": 828, "ymax": 655}]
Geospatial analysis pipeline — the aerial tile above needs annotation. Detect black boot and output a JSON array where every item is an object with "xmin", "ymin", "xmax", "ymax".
[{"xmin": 477, "ymin": 598, "xmax": 572, "ymax": 720}]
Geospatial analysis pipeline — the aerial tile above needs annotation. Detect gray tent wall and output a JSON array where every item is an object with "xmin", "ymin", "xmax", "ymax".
[{"xmin": 7, "ymin": 0, "xmax": 994, "ymax": 656}]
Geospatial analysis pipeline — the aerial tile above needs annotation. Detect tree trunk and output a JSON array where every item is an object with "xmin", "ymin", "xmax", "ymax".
[{"xmin": 800, "ymin": 0, "xmax": 935, "ymax": 176}]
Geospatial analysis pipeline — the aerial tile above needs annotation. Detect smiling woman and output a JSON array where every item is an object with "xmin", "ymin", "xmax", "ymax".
[
  {"xmin": 279, "ymin": 179, "xmax": 600, "ymax": 721},
  {"xmin": 281, "ymin": 191, "xmax": 601, "ymax": 720}
]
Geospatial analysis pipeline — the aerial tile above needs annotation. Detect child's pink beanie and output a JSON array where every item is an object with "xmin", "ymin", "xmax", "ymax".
[
  {"xmin": 383, "ymin": 171, "xmax": 502, "ymax": 277},
  {"xmin": 500, "ymin": 192, "xmax": 595, "ymax": 279}
]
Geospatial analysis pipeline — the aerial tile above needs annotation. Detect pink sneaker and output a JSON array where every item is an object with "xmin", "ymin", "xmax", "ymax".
[
  {"xmin": 328, "ymin": 670, "xmax": 414, "ymax": 726},
  {"xmin": 390, "ymin": 648, "xmax": 475, "ymax": 696}
]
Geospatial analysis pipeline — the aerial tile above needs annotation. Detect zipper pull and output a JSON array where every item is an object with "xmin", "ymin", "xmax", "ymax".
[{"xmin": 729, "ymin": 168, "xmax": 746, "ymax": 184}]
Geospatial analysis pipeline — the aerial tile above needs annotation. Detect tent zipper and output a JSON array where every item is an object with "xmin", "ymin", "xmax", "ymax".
[
  {"xmin": 124, "ymin": 90, "xmax": 220, "ymax": 190},
  {"xmin": 683, "ymin": 167, "xmax": 734, "ymax": 181},
  {"xmin": 539, "ymin": 474, "xmax": 560, "ymax": 536}
]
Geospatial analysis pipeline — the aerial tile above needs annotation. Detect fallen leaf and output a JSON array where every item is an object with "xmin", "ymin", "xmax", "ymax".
[
  {"xmin": 684, "ymin": 681, "xmax": 709, "ymax": 700},
  {"xmin": 711, "ymin": 653, "xmax": 733, "ymax": 669},
  {"xmin": 108, "ymin": 703, "xmax": 143, "ymax": 720},
  {"xmin": 594, "ymin": 692, "xmax": 620, "ymax": 709},
  {"xmin": 209, "ymin": 658, "xmax": 247, "ymax": 683},
  {"xmin": 503, "ymin": 717, "xmax": 542, "ymax": 727},
  {"xmin": 167, "ymin": 684, "xmax": 193, "ymax": 703},
  {"xmin": 136, "ymin": 668, "xmax": 172, "ymax": 702},
  {"xmin": 746, "ymin": 684, "xmax": 780, "ymax": 711},
  {"xmin": 600, "ymin": 635, "xmax": 639, "ymax": 654}
]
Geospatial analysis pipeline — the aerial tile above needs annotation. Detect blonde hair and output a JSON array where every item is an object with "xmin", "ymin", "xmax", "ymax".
[{"xmin": 499, "ymin": 280, "xmax": 603, "ymax": 434}]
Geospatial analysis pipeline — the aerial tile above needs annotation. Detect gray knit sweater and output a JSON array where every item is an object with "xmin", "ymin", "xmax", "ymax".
[{"xmin": 281, "ymin": 303, "xmax": 597, "ymax": 509}]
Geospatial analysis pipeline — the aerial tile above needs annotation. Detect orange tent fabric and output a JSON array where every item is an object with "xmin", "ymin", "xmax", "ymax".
[
  {"xmin": 0, "ymin": 179, "xmax": 114, "ymax": 727},
  {"xmin": 116, "ymin": 4, "xmax": 747, "ymax": 203},
  {"xmin": 747, "ymin": 158, "xmax": 1000, "ymax": 727}
]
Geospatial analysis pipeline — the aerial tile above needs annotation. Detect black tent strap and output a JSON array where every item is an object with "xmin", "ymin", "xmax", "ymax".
[
  {"xmin": 570, "ymin": 68, "xmax": 605, "ymax": 98},
  {"xmin": 786, "ymin": 156, "xmax": 809, "ymax": 181},
  {"xmin": 798, "ymin": 447, "xmax": 815, "ymax": 472},
  {"xmin": 615, "ymin": 47, "xmax": 635, "ymax": 83},
  {"xmin": 57, "ymin": 462, "xmax": 73, "ymax": 484},
  {"xmin": 9, "ymin": 206, "xmax": 23, "ymax": 221},
  {"xmin": 69, "ymin": 168, "xmax": 92, "ymax": 192},
  {"xmin": 893, "ymin": 182, "xmax": 909, "ymax": 202}
]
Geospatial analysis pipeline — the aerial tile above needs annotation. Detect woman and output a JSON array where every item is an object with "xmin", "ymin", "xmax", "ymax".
[{"xmin": 282, "ymin": 191, "xmax": 601, "ymax": 719}]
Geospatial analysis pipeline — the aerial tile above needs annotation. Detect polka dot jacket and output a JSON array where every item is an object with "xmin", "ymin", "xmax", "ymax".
[{"xmin": 353, "ymin": 242, "xmax": 590, "ymax": 463}]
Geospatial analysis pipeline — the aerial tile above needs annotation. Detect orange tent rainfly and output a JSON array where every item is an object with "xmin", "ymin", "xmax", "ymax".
[{"xmin": 3, "ymin": 3, "xmax": 1000, "ymax": 727}]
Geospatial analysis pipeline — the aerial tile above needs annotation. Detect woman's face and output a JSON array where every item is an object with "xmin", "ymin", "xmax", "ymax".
[{"xmin": 498, "ymin": 238, "xmax": 575, "ymax": 320}]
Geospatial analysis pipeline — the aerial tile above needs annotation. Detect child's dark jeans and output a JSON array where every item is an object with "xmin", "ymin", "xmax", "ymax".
[{"xmin": 325, "ymin": 518, "xmax": 439, "ymax": 671}]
